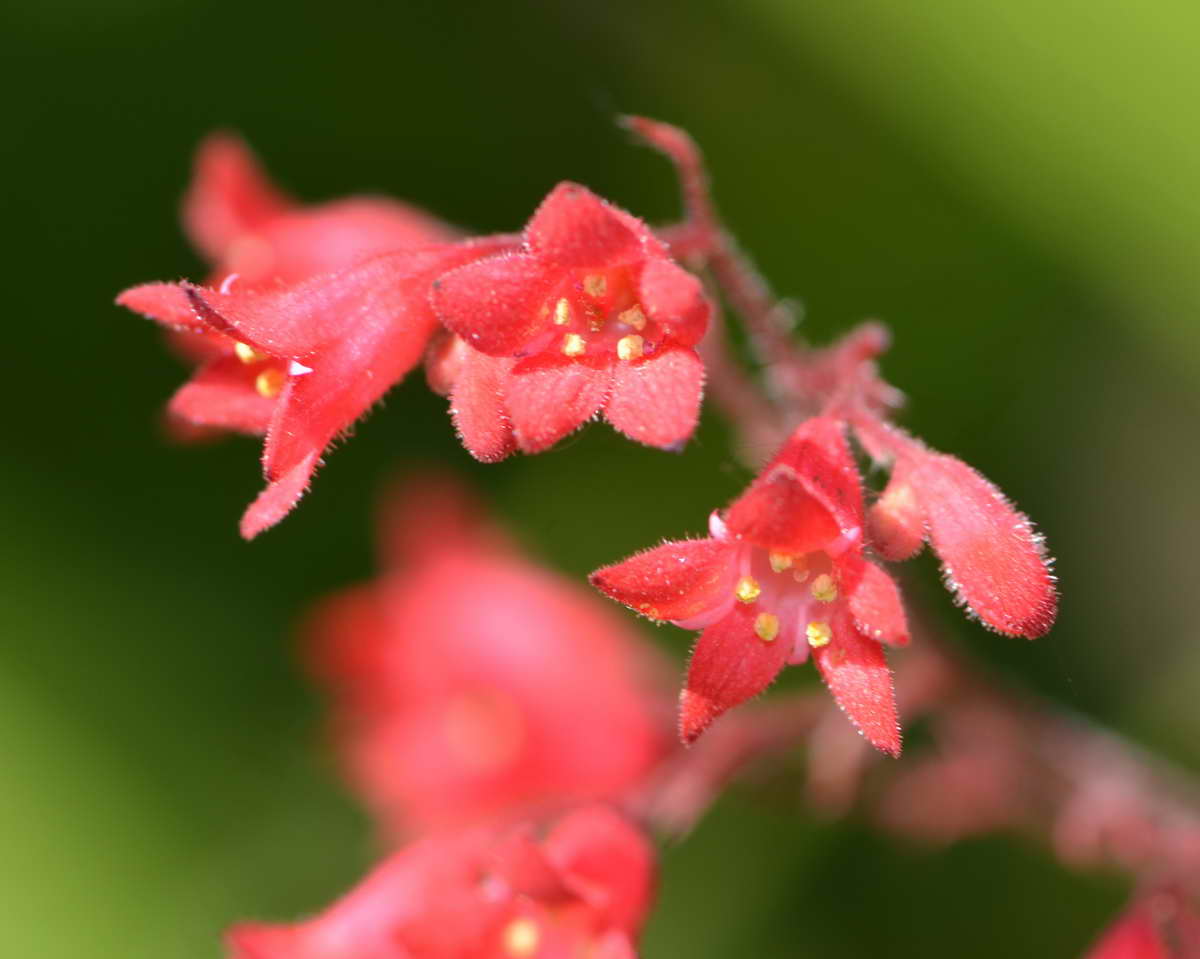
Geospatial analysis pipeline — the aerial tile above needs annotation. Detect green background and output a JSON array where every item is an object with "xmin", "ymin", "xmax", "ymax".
[{"xmin": 2, "ymin": 0, "xmax": 1197, "ymax": 954}]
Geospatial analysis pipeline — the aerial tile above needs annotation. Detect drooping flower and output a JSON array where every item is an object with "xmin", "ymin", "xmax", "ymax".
[
  {"xmin": 429, "ymin": 182, "xmax": 711, "ymax": 460},
  {"xmin": 227, "ymin": 804, "xmax": 656, "ymax": 959},
  {"xmin": 1081, "ymin": 889, "xmax": 1200, "ymax": 959},
  {"xmin": 592, "ymin": 416, "xmax": 907, "ymax": 755},
  {"xmin": 116, "ymin": 134, "xmax": 493, "ymax": 537},
  {"xmin": 307, "ymin": 476, "xmax": 667, "ymax": 836}
]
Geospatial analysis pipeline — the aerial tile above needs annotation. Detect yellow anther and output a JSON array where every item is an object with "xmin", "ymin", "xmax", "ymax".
[
  {"xmin": 501, "ymin": 917, "xmax": 540, "ymax": 957},
  {"xmin": 810, "ymin": 574, "xmax": 838, "ymax": 603},
  {"xmin": 768, "ymin": 552, "xmax": 793, "ymax": 573},
  {"xmin": 735, "ymin": 576, "xmax": 761, "ymax": 604},
  {"xmin": 806, "ymin": 621, "xmax": 832, "ymax": 648},
  {"xmin": 616, "ymin": 334, "xmax": 645, "ymax": 361},
  {"xmin": 754, "ymin": 612, "xmax": 780, "ymax": 642},
  {"xmin": 619, "ymin": 304, "xmax": 647, "ymax": 330},
  {"xmin": 254, "ymin": 368, "xmax": 286, "ymax": 398},
  {"xmin": 553, "ymin": 298, "xmax": 571, "ymax": 325},
  {"xmin": 561, "ymin": 333, "xmax": 587, "ymax": 357},
  {"xmin": 234, "ymin": 341, "xmax": 265, "ymax": 364},
  {"xmin": 583, "ymin": 274, "xmax": 607, "ymax": 297}
]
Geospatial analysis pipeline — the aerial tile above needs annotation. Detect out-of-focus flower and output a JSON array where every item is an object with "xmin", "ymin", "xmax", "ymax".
[
  {"xmin": 429, "ymin": 182, "xmax": 710, "ymax": 460},
  {"xmin": 592, "ymin": 417, "xmax": 906, "ymax": 754},
  {"xmin": 1081, "ymin": 889, "xmax": 1200, "ymax": 959},
  {"xmin": 228, "ymin": 804, "xmax": 656, "ymax": 959},
  {"xmin": 308, "ymin": 477, "xmax": 668, "ymax": 836}
]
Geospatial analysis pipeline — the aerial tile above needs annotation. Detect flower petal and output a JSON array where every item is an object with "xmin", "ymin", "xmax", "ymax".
[
  {"xmin": 526, "ymin": 182, "xmax": 643, "ymax": 268},
  {"xmin": 543, "ymin": 805, "xmax": 656, "ymax": 935},
  {"xmin": 240, "ymin": 450, "xmax": 320, "ymax": 540},
  {"xmin": 848, "ymin": 562, "xmax": 910, "ymax": 647},
  {"xmin": 505, "ymin": 354, "xmax": 611, "ymax": 454},
  {"xmin": 590, "ymin": 538, "xmax": 736, "ymax": 623},
  {"xmin": 116, "ymin": 282, "xmax": 206, "ymax": 332},
  {"xmin": 812, "ymin": 609, "xmax": 901, "ymax": 756},
  {"xmin": 183, "ymin": 132, "xmax": 292, "ymax": 262},
  {"xmin": 432, "ymin": 252, "xmax": 558, "ymax": 355},
  {"xmin": 679, "ymin": 604, "xmax": 791, "ymax": 744},
  {"xmin": 449, "ymin": 348, "xmax": 516, "ymax": 463},
  {"xmin": 867, "ymin": 457, "xmax": 926, "ymax": 561},
  {"xmin": 167, "ymin": 355, "xmax": 276, "ymax": 435},
  {"xmin": 726, "ymin": 416, "xmax": 863, "ymax": 553},
  {"xmin": 912, "ymin": 453, "xmax": 1057, "ymax": 638},
  {"xmin": 637, "ymin": 259, "xmax": 710, "ymax": 347},
  {"xmin": 605, "ymin": 346, "xmax": 704, "ymax": 450}
]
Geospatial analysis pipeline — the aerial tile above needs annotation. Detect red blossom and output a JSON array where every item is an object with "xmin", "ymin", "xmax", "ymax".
[
  {"xmin": 592, "ymin": 417, "xmax": 905, "ymax": 755},
  {"xmin": 1082, "ymin": 889, "xmax": 1200, "ymax": 959},
  {"xmin": 227, "ymin": 805, "xmax": 655, "ymax": 959},
  {"xmin": 429, "ymin": 183, "xmax": 710, "ymax": 459},
  {"xmin": 307, "ymin": 477, "xmax": 668, "ymax": 836},
  {"xmin": 116, "ymin": 134, "xmax": 485, "ymax": 537}
]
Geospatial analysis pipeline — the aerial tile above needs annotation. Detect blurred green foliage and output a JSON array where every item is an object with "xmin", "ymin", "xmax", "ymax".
[{"xmin": 1, "ymin": 0, "xmax": 1195, "ymax": 955}]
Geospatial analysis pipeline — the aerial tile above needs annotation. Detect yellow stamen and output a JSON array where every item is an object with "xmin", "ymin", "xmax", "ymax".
[
  {"xmin": 561, "ymin": 333, "xmax": 587, "ymax": 357},
  {"xmin": 234, "ymin": 341, "xmax": 265, "ymax": 364},
  {"xmin": 754, "ymin": 612, "xmax": 779, "ymax": 642},
  {"xmin": 553, "ymin": 298, "xmax": 571, "ymax": 325},
  {"xmin": 768, "ymin": 552, "xmax": 793, "ymax": 573},
  {"xmin": 735, "ymin": 576, "xmax": 761, "ymax": 604},
  {"xmin": 810, "ymin": 574, "xmax": 838, "ymax": 603},
  {"xmin": 616, "ymin": 334, "xmax": 644, "ymax": 361},
  {"xmin": 619, "ymin": 304, "xmax": 647, "ymax": 330},
  {"xmin": 501, "ymin": 918, "xmax": 540, "ymax": 957},
  {"xmin": 806, "ymin": 621, "xmax": 832, "ymax": 648},
  {"xmin": 583, "ymin": 274, "xmax": 607, "ymax": 297},
  {"xmin": 254, "ymin": 368, "xmax": 286, "ymax": 398}
]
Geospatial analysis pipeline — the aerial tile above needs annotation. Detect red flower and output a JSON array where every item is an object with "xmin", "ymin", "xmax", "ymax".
[
  {"xmin": 307, "ymin": 476, "xmax": 667, "ymax": 836},
  {"xmin": 117, "ymin": 133, "xmax": 518, "ymax": 536},
  {"xmin": 1082, "ymin": 889, "xmax": 1200, "ymax": 959},
  {"xmin": 592, "ymin": 417, "xmax": 907, "ymax": 755},
  {"xmin": 227, "ymin": 805, "xmax": 655, "ymax": 959},
  {"xmin": 429, "ymin": 182, "xmax": 710, "ymax": 460}
]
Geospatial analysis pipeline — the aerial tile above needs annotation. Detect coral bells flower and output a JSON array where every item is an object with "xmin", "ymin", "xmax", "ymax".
[
  {"xmin": 1082, "ymin": 889, "xmax": 1200, "ymax": 959},
  {"xmin": 307, "ymin": 476, "xmax": 666, "ymax": 836},
  {"xmin": 592, "ymin": 416, "xmax": 908, "ymax": 755},
  {"xmin": 227, "ymin": 804, "xmax": 655, "ymax": 959},
  {"xmin": 116, "ymin": 134, "xmax": 484, "ymax": 537},
  {"xmin": 430, "ymin": 182, "xmax": 710, "ymax": 460}
]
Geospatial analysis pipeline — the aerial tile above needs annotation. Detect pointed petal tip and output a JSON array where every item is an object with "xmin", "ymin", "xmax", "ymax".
[{"xmin": 678, "ymin": 688, "xmax": 720, "ymax": 745}]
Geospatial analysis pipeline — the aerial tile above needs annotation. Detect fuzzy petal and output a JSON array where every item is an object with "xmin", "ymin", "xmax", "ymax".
[
  {"xmin": 867, "ymin": 458, "xmax": 927, "ymax": 562},
  {"xmin": 813, "ymin": 610, "xmax": 900, "ymax": 756},
  {"xmin": 848, "ymin": 562, "xmax": 910, "ymax": 647},
  {"xmin": 526, "ymin": 183, "xmax": 643, "ymax": 268},
  {"xmin": 726, "ymin": 416, "xmax": 862, "ymax": 553},
  {"xmin": 240, "ymin": 450, "xmax": 320, "ymax": 540},
  {"xmin": 167, "ymin": 355, "xmax": 276, "ymax": 435},
  {"xmin": 449, "ymin": 348, "xmax": 516, "ymax": 463},
  {"xmin": 183, "ymin": 132, "xmax": 292, "ymax": 262},
  {"xmin": 116, "ymin": 282, "xmax": 207, "ymax": 332},
  {"xmin": 590, "ymin": 538, "xmax": 736, "ymax": 623},
  {"xmin": 432, "ymin": 253, "xmax": 558, "ymax": 355},
  {"xmin": 605, "ymin": 347, "xmax": 704, "ymax": 450},
  {"xmin": 505, "ymin": 355, "xmax": 611, "ymax": 454},
  {"xmin": 680, "ymin": 604, "xmax": 791, "ymax": 744},
  {"xmin": 912, "ymin": 453, "xmax": 1057, "ymax": 638},
  {"xmin": 637, "ymin": 259, "xmax": 710, "ymax": 346}
]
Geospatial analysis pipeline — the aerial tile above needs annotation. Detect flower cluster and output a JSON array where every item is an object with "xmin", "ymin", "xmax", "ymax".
[
  {"xmin": 118, "ymin": 135, "xmax": 709, "ymax": 537},
  {"xmin": 116, "ymin": 118, "xmax": 1093, "ymax": 958}
]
